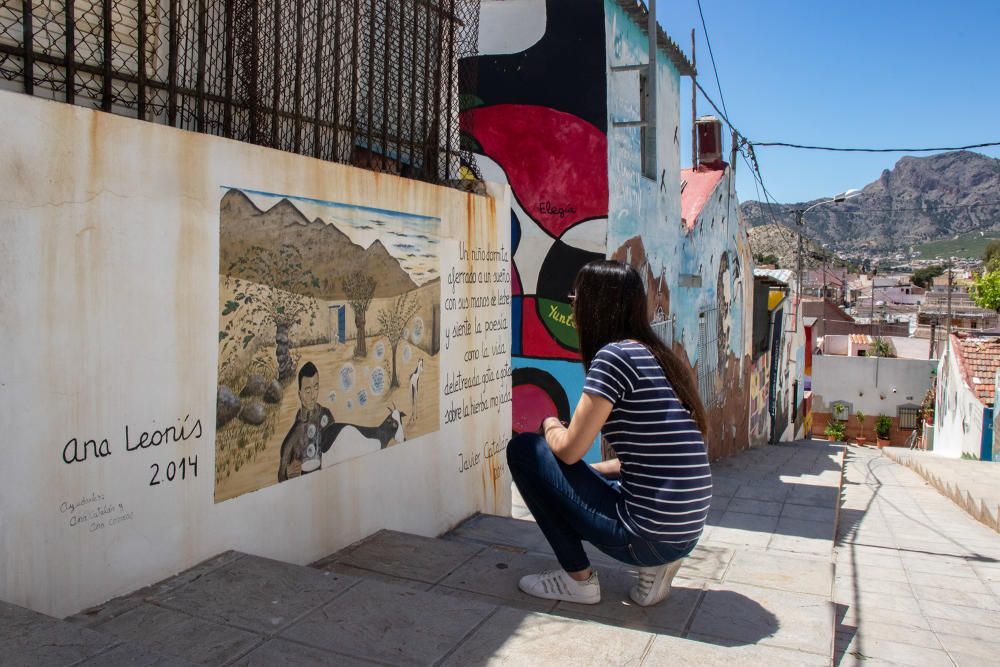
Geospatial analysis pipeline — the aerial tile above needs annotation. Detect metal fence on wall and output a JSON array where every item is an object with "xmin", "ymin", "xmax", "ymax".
[{"xmin": 0, "ymin": 0, "xmax": 480, "ymax": 184}]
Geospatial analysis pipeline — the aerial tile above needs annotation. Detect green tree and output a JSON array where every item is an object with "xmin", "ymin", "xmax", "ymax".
[
  {"xmin": 377, "ymin": 291, "xmax": 421, "ymax": 388},
  {"xmin": 912, "ymin": 265, "xmax": 945, "ymax": 289},
  {"xmin": 871, "ymin": 337, "xmax": 894, "ymax": 358},
  {"xmin": 343, "ymin": 271, "xmax": 377, "ymax": 358},
  {"xmin": 971, "ymin": 270, "xmax": 1000, "ymax": 312},
  {"xmin": 220, "ymin": 244, "xmax": 320, "ymax": 383},
  {"xmin": 754, "ymin": 253, "xmax": 779, "ymax": 267},
  {"xmin": 984, "ymin": 240, "xmax": 1000, "ymax": 271}
]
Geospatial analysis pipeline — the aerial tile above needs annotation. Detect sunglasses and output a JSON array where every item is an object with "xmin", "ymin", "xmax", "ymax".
[{"xmin": 567, "ymin": 291, "xmax": 576, "ymax": 304}]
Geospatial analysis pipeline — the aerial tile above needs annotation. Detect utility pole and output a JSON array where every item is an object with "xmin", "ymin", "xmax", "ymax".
[
  {"xmin": 691, "ymin": 28, "xmax": 697, "ymax": 169},
  {"xmin": 929, "ymin": 320, "xmax": 937, "ymax": 359},
  {"xmin": 796, "ymin": 210, "xmax": 804, "ymax": 319},
  {"xmin": 946, "ymin": 260, "xmax": 953, "ymax": 350}
]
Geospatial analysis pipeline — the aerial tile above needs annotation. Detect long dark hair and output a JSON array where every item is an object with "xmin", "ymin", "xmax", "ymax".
[{"xmin": 573, "ymin": 260, "xmax": 707, "ymax": 435}]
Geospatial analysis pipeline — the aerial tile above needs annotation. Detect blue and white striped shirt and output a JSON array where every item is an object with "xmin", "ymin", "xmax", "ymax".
[{"xmin": 583, "ymin": 341, "xmax": 712, "ymax": 544}]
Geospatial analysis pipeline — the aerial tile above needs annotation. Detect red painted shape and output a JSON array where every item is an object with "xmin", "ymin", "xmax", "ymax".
[
  {"xmin": 680, "ymin": 166, "xmax": 726, "ymax": 231},
  {"xmin": 521, "ymin": 297, "xmax": 580, "ymax": 361},
  {"xmin": 462, "ymin": 105, "xmax": 608, "ymax": 236},
  {"xmin": 512, "ymin": 262, "xmax": 522, "ymax": 295},
  {"xmin": 513, "ymin": 384, "xmax": 558, "ymax": 434}
]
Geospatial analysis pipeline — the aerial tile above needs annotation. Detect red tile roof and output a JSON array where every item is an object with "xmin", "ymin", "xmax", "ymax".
[
  {"xmin": 952, "ymin": 334, "xmax": 1000, "ymax": 406},
  {"xmin": 680, "ymin": 165, "xmax": 726, "ymax": 231}
]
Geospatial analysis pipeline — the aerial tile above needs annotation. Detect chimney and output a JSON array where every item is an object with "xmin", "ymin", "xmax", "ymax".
[{"xmin": 695, "ymin": 115, "xmax": 723, "ymax": 168}]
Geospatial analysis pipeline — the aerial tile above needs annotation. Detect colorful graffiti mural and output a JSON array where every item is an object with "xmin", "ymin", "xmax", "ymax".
[
  {"xmin": 466, "ymin": 0, "xmax": 757, "ymax": 459},
  {"xmin": 463, "ymin": 0, "xmax": 609, "ymax": 461}
]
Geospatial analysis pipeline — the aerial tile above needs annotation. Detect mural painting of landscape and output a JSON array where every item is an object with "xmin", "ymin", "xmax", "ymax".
[{"xmin": 215, "ymin": 188, "xmax": 440, "ymax": 502}]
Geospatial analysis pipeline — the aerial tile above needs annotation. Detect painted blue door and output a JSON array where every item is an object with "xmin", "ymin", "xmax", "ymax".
[
  {"xmin": 337, "ymin": 305, "xmax": 346, "ymax": 344},
  {"xmin": 982, "ymin": 406, "xmax": 994, "ymax": 461}
]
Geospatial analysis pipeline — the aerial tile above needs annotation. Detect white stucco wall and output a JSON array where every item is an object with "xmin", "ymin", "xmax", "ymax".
[
  {"xmin": 812, "ymin": 355, "xmax": 935, "ymax": 419},
  {"xmin": 935, "ymin": 348, "xmax": 986, "ymax": 458},
  {"xmin": 0, "ymin": 92, "xmax": 512, "ymax": 617}
]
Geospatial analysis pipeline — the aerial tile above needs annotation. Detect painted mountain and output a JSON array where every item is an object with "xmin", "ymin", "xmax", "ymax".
[
  {"xmin": 740, "ymin": 151, "xmax": 1000, "ymax": 253},
  {"xmin": 220, "ymin": 189, "xmax": 419, "ymax": 298}
]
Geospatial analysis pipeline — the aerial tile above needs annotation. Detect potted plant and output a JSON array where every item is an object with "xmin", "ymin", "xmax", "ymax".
[
  {"xmin": 875, "ymin": 414, "xmax": 892, "ymax": 448},
  {"xmin": 854, "ymin": 411, "xmax": 867, "ymax": 446},
  {"xmin": 920, "ymin": 388, "xmax": 935, "ymax": 425},
  {"xmin": 824, "ymin": 420, "xmax": 846, "ymax": 442}
]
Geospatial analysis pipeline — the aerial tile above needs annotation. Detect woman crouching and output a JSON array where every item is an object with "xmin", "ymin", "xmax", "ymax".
[{"xmin": 507, "ymin": 259, "xmax": 711, "ymax": 606}]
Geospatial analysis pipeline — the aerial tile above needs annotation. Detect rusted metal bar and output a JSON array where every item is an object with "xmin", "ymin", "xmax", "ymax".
[
  {"xmin": 330, "ymin": 0, "xmax": 343, "ymax": 160},
  {"xmin": 271, "ymin": 0, "xmax": 282, "ymax": 147},
  {"xmin": 365, "ymin": 0, "xmax": 376, "ymax": 158},
  {"xmin": 408, "ymin": 1, "xmax": 418, "ymax": 169},
  {"xmin": 428, "ymin": 10, "xmax": 442, "ymax": 179},
  {"xmin": 380, "ymin": 0, "xmax": 391, "ymax": 161},
  {"xmin": 65, "ymin": 0, "xmax": 76, "ymax": 105},
  {"xmin": 395, "ymin": 0, "xmax": 404, "ymax": 166},
  {"xmin": 444, "ymin": 0, "xmax": 456, "ymax": 178},
  {"xmin": 168, "ymin": 0, "xmax": 179, "ymax": 124},
  {"xmin": 102, "ymin": 0, "xmax": 113, "ymax": 110},
  {"xmin": 311, "ymin": 0, "xmax": 326, "ymax": 158},
  {"xmin": 292, "ymin": 0, "xmax": 304, "ymax": 153},
  {"xmin": 349, "ymin": 0, "xmax": 360, "ymax": 160},
  {"xmin": 21, "ymin": 0, "xmax": 33, "ymax": 95},
  {"xmin": 197, "ymin": 0, "xmax": 208, "ymax": 131},
  {"xmin": 223, "ymin": 0, "xmax": 234, "ymax": 136},
  {"xmin": 137, "ymin": 0, "xmax": 147, "ymax": 118},
  {"xmin": 420, "ymin": 5, "xmax": 432, "ymax": 173},
  {"xmin": 248, "ymin": 0, "xmax": 260, "ymax": 143}
]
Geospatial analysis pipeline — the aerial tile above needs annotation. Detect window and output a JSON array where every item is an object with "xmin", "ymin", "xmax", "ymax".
[
  {"xmin": 638, "ymin": 70, "xmax": 656, "ymax": 179},
  {"xmin": 897, "ymin": 406, "xmax": 919, "ymax": 430}
]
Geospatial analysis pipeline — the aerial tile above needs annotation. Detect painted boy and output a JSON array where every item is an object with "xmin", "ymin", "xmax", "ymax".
[{"xmin": 278, "ymin": 362, "xmax": 335, "ymax": 482}]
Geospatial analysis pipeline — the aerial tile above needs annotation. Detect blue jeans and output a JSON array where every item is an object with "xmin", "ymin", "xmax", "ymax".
[{"xmin": 507, "ymin": 433, "xmax": 697, "ymax": 572}]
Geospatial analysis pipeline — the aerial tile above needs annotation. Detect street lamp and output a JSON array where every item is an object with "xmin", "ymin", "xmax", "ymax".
[{"xmin": 796, "ymin": 188, "xmax": 862, "ymax": 306}]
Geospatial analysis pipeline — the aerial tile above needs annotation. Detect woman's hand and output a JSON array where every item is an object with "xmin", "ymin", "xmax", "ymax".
[
  {"xmin": 591, "ymin": 458, "xmax": 621, "ymax": 479},
  {"xmin": 543, "ymin": 393, "xmax": 613, "ymax": 465}
]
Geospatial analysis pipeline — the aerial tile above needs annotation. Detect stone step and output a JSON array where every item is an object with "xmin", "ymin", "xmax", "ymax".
[{"xmin": 30, "ymin": 514, "xmax": 833, "ymax": 665}]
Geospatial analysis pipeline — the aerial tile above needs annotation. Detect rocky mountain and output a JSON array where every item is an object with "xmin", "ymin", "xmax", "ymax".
[
  {"xmin": 747, "ymin": 224, "xmax": 823, "ymax": 271},
  {"xmin": 740, "ymin": 151, "xmax": 1000, "ymax": 253},
  {"xmin": 219, "ymin": 189, "xmax": 418, "ymax": 299}
]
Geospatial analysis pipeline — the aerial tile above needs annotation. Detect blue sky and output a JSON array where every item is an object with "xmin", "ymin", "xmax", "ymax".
[{"xmin": 663, "ymin": 0, "xmax": 1000, "ymax": 204}]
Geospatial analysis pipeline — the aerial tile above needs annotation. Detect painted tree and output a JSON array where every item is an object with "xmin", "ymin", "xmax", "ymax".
[
  {"xmin": 971, "ymin": 270, "xmax": 1000, "ymax": 312},
  {"xmin": 220, "ymin": 244, "xmax": 320, "ymax": 383},
  {"xmin": 343, "ymin": 271, "xmax": 377, "ymax": 358},
  {"xmin": 377, "ymin": 291, "xmax": 421, "ymax": 388}
]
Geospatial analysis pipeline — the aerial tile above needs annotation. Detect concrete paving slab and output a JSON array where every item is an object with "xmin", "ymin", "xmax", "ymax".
[
  {"xmin": 733, "ymin": 484, "xmax": 789, "ymax": 503},
  {"xmin": 681, "ymin": 543, "xmax": 735, "ymax": 581},
  {"xmin": 282, "ymin": 579, "xmax": 495, "ymax": 666},
  {"xmin": 727, "ymin": 498, "xmax": 784, "ymax": 517},
  {"xmin": 444, "ymin": 513, "xmax": 550, "ymax": 552},
  {"xmin": 786, "ymin": 484, "xmax": 840, "ymax": 508},
  {"xmin": 725, "ymin": 550, "xmax": 832, "ymax": 597},
  {"xmin": 934, "ymin": 631, "xmax": 1000, "ymax": 665},
  {"xmin": 92, "ymin": 603, "xmax": 260, "ymax": 666},
  {"xmin": 335, "ymin": 530, "xmax": 483, "ymax": 584},
  {"xmin": 835, "ymin": 634, "xmax": 953, "ymax": 667},
  {"xmin": 435, "ymin": 546, "xmax": 570, "ymax": 612},
  {"xmin": 0, "ymin": 600, "xmax": 118, "ymax": 667},
  {"xmin": 312, "ymin": 561, "xmax": 432, "ymax": 591},
  {"xmin": 441, "ymin": 606, "xmax": 653, "ymax": 667},
  {"xmin": 780, "ymin": 503, "xmax": 837, "ymax": 523},
  {"xmin": 76, "ymin": 642, "xmax": 201, "ymax": 667},
  {"xmin": 231, "ymin": 638, "xmax": 381, "ymax": 666},
  {"xmin": 706, "ymin": 511, "xmax": 778, "ymax": 548},
  {"xmin": 67, "ymin": 551, "xmax": 246, "ymax": 628},
  {"xmin": 767, "ymin": 533, "xmax": 832, "ymax": 557},
  {"xmin": 647, "ymin": 634, "xmax": 829, "ymax": 666},
  {"xmin": 554, "ymin": 572, "xmax": 704, "ymax": 634},
  {"xmin": 153, "ymin": 555, "xmax": 358, "ymax": 633},
  {"xmin": 835, "ymin": 619, "xmax": 943, "ymax": 649},
  {"xmin": 688, "ymin": 581, "xmax": 831, "ymax": 656}
]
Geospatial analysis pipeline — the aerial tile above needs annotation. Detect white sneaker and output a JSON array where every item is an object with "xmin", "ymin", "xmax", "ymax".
[
  {"xmin": 630, "ymin": 559, "xmax": 684, "ymax": 607},
  {"xmin": 518, "ymin": 569, "xmax": 601, "ymax": 604}
]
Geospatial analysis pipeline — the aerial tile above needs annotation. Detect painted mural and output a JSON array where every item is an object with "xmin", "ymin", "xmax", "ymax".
[
  {"xmin": 462, "ymin": 0, "xmax": 608, "ymax": 459},
  {"xmin": 215, "ymin": 189, "xmax": 441, "ymax": 501}
]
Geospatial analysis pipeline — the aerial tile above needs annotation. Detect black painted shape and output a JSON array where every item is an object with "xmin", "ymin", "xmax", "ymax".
[
  {"xmin": 460, "ymin": 0, "xmax": 608, "ymax": 133},
  {"xmin": 537, "ymin": 239, "xmax": 604, "ymax": 302}
]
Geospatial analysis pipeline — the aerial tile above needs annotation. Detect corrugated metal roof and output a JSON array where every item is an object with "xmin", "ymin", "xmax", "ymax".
[
  {"xmin": 754, "ymin": 268, "xmax": 794, "ymax": 286},
  {"xmin": 613, "ymin": 1, "xmax": 696, "ymax": 77}
]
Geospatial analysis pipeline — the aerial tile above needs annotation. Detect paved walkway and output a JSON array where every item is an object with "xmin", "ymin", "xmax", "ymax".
[
  {"xmin": 836, "ymin": 445, "xmax": 1000, "ymax": 666},
  {"xmin": 883, "ymin": 447, "xmax": 1000, "ymax": 534}
]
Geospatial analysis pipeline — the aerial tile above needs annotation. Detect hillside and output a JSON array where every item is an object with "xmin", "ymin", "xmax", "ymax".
[
  {"xmin": 740, "ymin": 151, "xmax": 1000, "ymax": 255},
  {"xmin": 219, "ymin": 190, "xmax": 419, "ymax": 299}
]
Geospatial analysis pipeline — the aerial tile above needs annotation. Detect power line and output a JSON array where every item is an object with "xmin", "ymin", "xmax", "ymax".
[
  {"xmin": 695, "ymin": 0, "xmax": 729, "ymax": 124},
  {"xmin": 751, "ymin": 141, "xmax": 1000, "ymax": 153}
]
